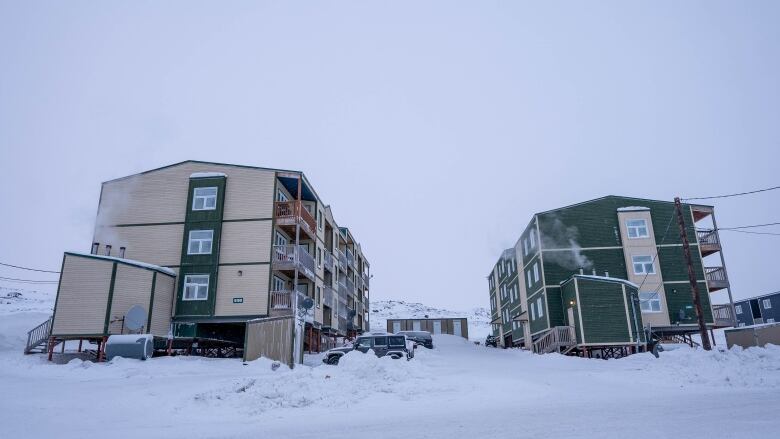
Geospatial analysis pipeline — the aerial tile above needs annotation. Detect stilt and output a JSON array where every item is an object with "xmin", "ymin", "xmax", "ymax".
[
  {"xmin": 61, "ymin": 340, "xmax": 66, "ymax": 353},
  {"xmin": 710, "ymin": 329, "xmax": 716, "ymax": 346},
  {"xmin": 98, "ymin": 336, "xmax": 107, "ymax": 362},
  {"xmin": 47, "ymin": 337, "xmax": 55, "ymax": 361},
  {"xmin": 78, "ymin": 339, "xmax": 83, "ymax": 352},
  {"xmin": 166, "ymin": 338, "xmax": 173, "ymax": 356}
]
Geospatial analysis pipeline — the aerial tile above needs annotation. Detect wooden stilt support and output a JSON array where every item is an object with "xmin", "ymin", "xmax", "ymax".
[
  {"xmin": 710, "ymin": 329, "xmax": 716, "ymax": 346},
  {"xmin": 78, "ymin": 339, "xmax": 83, "ymax": 352},
  {"xmin": 98, "ymin": 336, "xmax": 107, "ymax": 362},
  {"xmin": 61, "ymin": 340, "xmax": 66, "ymax": 353},
  {"xmin": 47, "ymin": 337, "xmax": 55, "ymax": 362}
]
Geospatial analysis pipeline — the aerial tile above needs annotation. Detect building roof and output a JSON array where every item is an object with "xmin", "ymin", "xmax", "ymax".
[
  {"xmin": 734, "ymin": 290, "xmax": 780, "ymax": 304},
  {"xmin": 561, "ymin": 274, "xmax": 639, "ymax": 290},
  {"xmin": 66, "ymin": 252, "xmax": 176, "ymax": 276},
  {"xmin": 534, "ymin": 195, "xmax": 714, "ymax": 217}
]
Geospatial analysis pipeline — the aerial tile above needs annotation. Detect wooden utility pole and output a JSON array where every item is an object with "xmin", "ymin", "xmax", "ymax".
[{"xmin": 674, "ymin": 197, "xmax": 711, "ymax": 351}]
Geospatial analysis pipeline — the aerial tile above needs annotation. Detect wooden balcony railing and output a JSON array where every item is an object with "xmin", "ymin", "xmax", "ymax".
[
  {"xmin": 272, "ymin": 244, "xmax": 316, "ymax": 280},
  {"xmin": 274, "ymin": 201, "xmax": 316, "ymax": 237},
  {"xmin": 323, "ymin": 251, "xmax": 335, "ymax": 272},
  {"xmin": 532, "ymin": 326, "xmax": 576, "ymax": 354},
  {"xmin": 271, "ymin": 290, "xmax": 293, "ymax": 309},
  {"xmin": 705, "ymin": 266, "xmax": 729, "ymax": 291},
  {"xmin": 712, "ymin": 304, "xmax": 735, "ymax": 327}
]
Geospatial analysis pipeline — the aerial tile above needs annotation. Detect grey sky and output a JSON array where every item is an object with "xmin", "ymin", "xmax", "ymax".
[{"xmin": 1, "ymin": 1, "xmax": 778, "ymax": 310}]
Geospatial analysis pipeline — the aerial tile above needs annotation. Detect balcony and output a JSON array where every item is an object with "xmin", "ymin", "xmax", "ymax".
[
  {"xmin": 335, "ymin": 248, "xmax": 347, "ymax": 272},
  {"xmin": 274, "ymin": 201, "xmax": 316, "ymax": 240},
  {"xmin": 362, "ymin": 272, "xmax": 370, "ymax": 289},
  {"xmin": 705, "ymin": 266, "xmax": 729, "ymax": 292},
  {"xmin": 323, "ymin": 286, "xmax": 334, "ymax": 306},
  {"xmin": 323, "ymin": 251, "xmax": 335, "ymax": 273},
  {"xmin": 269, "ymin": 290, "xmax": 307, "ymax": 314},
  {"xmin": 346, "ymin": 250, "xmax": 355, "ymax": 269},
  {"xmin": 272, "ymin": 244, "xmax": 315, "ymax": 281},
  {"xmin": 712, "ymin": 304, "xmax": 735, "ymax": 328},
  {"xmin": 697, "ymin": 229, "xmax": 722, "ymax": 257},
  {"xmin": 346, "ymin": 277, "xmax": 355, "ymax": 294}
]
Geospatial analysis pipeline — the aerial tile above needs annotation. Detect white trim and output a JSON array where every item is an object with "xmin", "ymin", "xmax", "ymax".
[
  {"xmin": 192, "ymin": 186, "xmax": 218, "ymax": 211},
  {"xmin": 763, "ymin": 299, "xmax": 772, "ymax": 309},
  {"xmin": 639, "ymin": 291, "xmax": 663, "ymax": 313},
  {"xmin": 631, "ymin": 255, "xmax": 656, "ymax": 275},
  {"xmin": 626, "ymin": 218, "xmax": 650, "ymax": 239},
  {"xmin": 574, "ymin": 279, "xmax": 585, "ymax": 343},
  {"xmin": 622, "ymin": 284, "xmax": 633, "ymax": 341}
]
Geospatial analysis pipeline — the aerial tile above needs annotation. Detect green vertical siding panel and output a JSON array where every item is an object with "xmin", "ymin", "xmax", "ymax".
[
  {"xmin": 658, "ymin": 246, "xmax": 705, "ymax": 282},
  {"xmin": 546, "ymin": 288, "xmax": 565, "ymax": 327},
  {"xmin": 529, "ymin": 292, "xmax": 549, "ymax": 335},
  {"xmin": 578, "ymin": 278, "xmax": 632, "ymax": 344},
  {"xmin": 665, "ymin": 281, "xmax": 714, "ymax": 324}
]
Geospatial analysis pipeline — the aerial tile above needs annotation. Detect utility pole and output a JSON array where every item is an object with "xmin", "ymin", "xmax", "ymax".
[{"xmin": 674, "ymin": 197, "xmax": 711, "ymax": 351}]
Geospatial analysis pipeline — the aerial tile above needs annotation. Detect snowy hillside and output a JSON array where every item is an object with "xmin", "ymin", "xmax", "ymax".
[
  {"xmin": 0, "ymin": 286, "xmax": 54, "ymax": 316},
  {"xmin": 370, "ymin": 299, "xmax": 492, "ymax": 340}
]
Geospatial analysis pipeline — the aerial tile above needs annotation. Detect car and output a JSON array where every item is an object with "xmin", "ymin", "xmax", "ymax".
[
  {"xmin": 484, "ymin": 335, "xmax": 499, "ymax": 348},
  {"xmin": 323, "ymin": 333, "xmax": 413, "ymax": 365},
  {"xmin": 395, "ymin": 330, "xmax": 434, "ymax": 349}
]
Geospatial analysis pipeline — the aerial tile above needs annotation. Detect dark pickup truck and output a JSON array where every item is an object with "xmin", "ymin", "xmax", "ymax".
[
  {"xmin": 395, "ymin": 330, "xmax": 434, "ymax": 349},
  {"xmin": 323, "ymin": 333, "xmax": 413, "ymax": 365}
]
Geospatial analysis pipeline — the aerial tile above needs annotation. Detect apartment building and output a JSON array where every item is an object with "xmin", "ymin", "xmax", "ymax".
[
  {"xmin": 33, "ymin": 161, "xmax": 370, "ymax": 360},
  {"xmin": 734, "ymin": 291, "xmax": 780, "ymax": 327},
  {"xmin": 488, "ymin": 196, "xmax": 735, "ymax": 358}
]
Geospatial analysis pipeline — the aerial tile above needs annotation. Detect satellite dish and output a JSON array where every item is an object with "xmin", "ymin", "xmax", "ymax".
[
  {"xmin": 125, "ymin": 305, "xmax": 147, "ymax": 332},
  {"xmin": 301, "ymin": 297, "xmax": 314, "ymax": 310}
]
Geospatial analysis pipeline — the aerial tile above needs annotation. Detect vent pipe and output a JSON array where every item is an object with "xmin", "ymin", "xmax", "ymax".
[
  {"xmin": 105, "ymin": 244, "xmax": 112, "ymax": 256},
  {"xmin": 604, "ymin": 271, "xmax": 609, "ymax": 278},
  {"xmin": 591, "ymin": 268, "xmax": 596, "ymax": 276},
  {"xmin": 579, "ymin": 267, "xmax": 584, "ymax": 275},
  {"xmin": 91, "ymin": 242, "xmax": 100, "ymax": 255},
  {"xmin": 119, "ymin": 247, "xmax": 126, "ymax": 258}
]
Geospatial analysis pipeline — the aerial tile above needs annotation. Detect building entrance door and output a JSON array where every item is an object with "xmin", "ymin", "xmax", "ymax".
[
  {"xmin": 567, "ymin": 307, "xmax": 576, "ymax": 326},
  {"xmin": 453, "ymin": 320, "xmax": 462, "ymax": 337}
]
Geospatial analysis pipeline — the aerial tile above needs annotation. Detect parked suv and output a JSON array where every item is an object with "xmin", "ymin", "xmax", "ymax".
[
  {"xmin": 485, "ymin": 335, "xmax": 499, "ymax": 348},
  {"xmin": 396, "ymin": 330, "xmax": 434, "ymax": 349},
  {"xmin": 323, "ymin": 333, "xmax": 413, "ymax": 365}
]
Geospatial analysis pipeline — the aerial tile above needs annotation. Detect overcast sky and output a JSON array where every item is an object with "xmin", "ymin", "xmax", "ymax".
[{"xmin": 1, "ymin": 1, "xmax": 779, "ymax": 310}]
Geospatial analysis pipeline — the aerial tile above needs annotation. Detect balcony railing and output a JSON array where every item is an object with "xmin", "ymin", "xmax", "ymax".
[
  {"xmin": 697, "ymin": 229, "xmax": 722, "ymax": 256},
  {"xmin": 323, "ymin": 286, "xmax": 334, "ymax": 306},
  {"xmin": 272, "ymin": 244, "xmax": 315, "ymax": 280},
  {"xmin": 346, "ymin": 249, "xmax": 355, "ymax": 268},
  {"xmin": 335, "ymin": 248, "xmax": 347, "ymax": 271},
  {"xmin": 323, "ymin": 251, "xmax": 335, "ymax": 272},
  {"xmin": 271, "ymin": 290, "xmax": 308, "ymax": 310},
  {"xmin": 712, "ymin": 304, "xmax": 735, "ymax": 328},
  {"xmin": 362, "ymin": 273, "xmax": 370, "ymax": 289},
  {"xmin": 705, "ymin": 266, "xmax": 729, "ymax": 292},
  {"xmin": 346, "ymin": 277, "xmax": 355, "ymax": 294},
  {"xmin": 274, "ymin": 201, "xmax": 316, "ymax": 237}
]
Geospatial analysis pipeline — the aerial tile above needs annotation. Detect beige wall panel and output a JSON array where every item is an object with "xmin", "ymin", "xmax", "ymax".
[
  {"xmin": 150, "ymin": 274, "xmax": 176, "ymax": 336},
  {"xmin": 93, "ymin": 224, "xmax": 183, "ymax": 267},
  {"xmin": 107, "ymin": 265, "xmax": 154, "ymax": 334},
  {"xmin": 95, "ymin": 162, "xmax": 276, "ymax": 228},
  {"xmin": 617, "ymin": 210, "xmax": 671, "ymax": 327},
  {"xmin": 52, "ymin": 255, "xmax": 113, "ymax": 336},
  {"xmin": 219, "ymin": 220, "xmax": 272, "ymax": 264},
  {"xmin": 215, "ymin": 265, "xmax": 270, "ymax": 316}
]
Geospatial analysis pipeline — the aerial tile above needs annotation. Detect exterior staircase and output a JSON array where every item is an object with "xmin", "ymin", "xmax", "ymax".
[
  {"xmin": 24, "ymin": 317, "xmax": 53, "ymax": 354},
  {"xmin": 532, "ymin": 326, "xmax": 577, "ymax": 355}
]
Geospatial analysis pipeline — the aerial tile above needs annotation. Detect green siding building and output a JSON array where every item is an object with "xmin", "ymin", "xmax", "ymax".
[{"xmin": 488, "ymin": 196, "xmax": 735, "ymax": 357}]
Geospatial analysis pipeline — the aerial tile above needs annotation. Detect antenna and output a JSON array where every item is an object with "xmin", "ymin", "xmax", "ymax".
[{"xmin": 124, "ymin": 304, "xmax": 147, "ymax": 332}]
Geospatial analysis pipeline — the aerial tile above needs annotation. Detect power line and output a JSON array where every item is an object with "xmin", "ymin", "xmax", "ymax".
[
  {"xmin": 719, "ymin": 221, "xmax": 780, "ymax": 230},
  {"xmin": 720, "ymin": 229, "xmax": 780, "ymax": 237},
  {"xmin": 0, "ymin": 261, "xmax": 60, "ymax": 274},
  {"xmin": 0, "ymin": 276, "xmax": 59, "ymax": 284},
  {"xmin": 682, "ymin": 185, "xmax": 780, "ymax": 201}
]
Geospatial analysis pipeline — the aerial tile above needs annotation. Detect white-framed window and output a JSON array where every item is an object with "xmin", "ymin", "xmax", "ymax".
[
  {"xmin": 738, "ymin": 322, "xmax": 746, "ymax": 327},
  {"xmin": 763, "ymin": 299, "xmax": 772, "ymax": 309},
  {"xmin": 187, "ymin": 230, "xmax": 214, "ymax": 255},
  {"xmin": 529, "ymin": 230, "xmax": 536, "ymax": 249},
  {"xmin": 767, "ymin": 318, "xmax": 776, "ymax": 323},
  {"xmin": 316, "ymin": 286, "xmax": 321, "ymax": 308},
  {"xmin": 276, "ymin": 190, "xmax": 288, "ymax": 202},
  {"xmin": 192, "ymin": 187, "xmax": 217, "ymax": 211},
  {"xmin": 533, "ymin": 262, "xmax": 540, "ymax": 283},
  {"xmin": 183, "ymin": 275, "xmax": 209, "ymax": 301},
  {"xmin": 536, "ymin": 297, "xmax": 544, "ymax": 318},
  {"xmin": 318, "ymin": 210, "xmax": 323, "ymax": 230},
  {"xmin": 639, "ymin": 291, "xmax": 662, "ymax": 312},
  {"xmin": 523, "ymin": 238, "xmax": 529, "ymax": 256},
  {"xmin": 626, "ymin": 219, "xmax": 649, "ymax": 239},
  {"xmin": 735, "ymin": 304, "xmax": 742, "ymax": 315},
  {"xmin": 527, "ymin": 269, "xmax": 533, "ymax": 287},
  {"xmin": 530, "ymin": 303, "xmax": 536, "ymax": 320},
  {"xmin": 317, "ymin": 248, "xmax": 322, "ymax": 268},
  {"xmin": 632, "ymin": 255, "xmax": 656, "ymax": 275},
  {"xmin": 272, "ymin": 276, "xmax": 285, "ymax": 292}
]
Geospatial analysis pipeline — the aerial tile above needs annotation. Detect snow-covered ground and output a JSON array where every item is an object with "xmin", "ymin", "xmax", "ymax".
[
  {"xmin": 2, "ymin": 290, "xmax": 780, "ymax": 438},
  {"xmin": 370, "ymin": 299, "xmax": 492, "ymax": 340}
]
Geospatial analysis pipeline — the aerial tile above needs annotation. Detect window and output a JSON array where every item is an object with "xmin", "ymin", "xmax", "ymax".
[
  {"xmin": 536, "ymin": 297, "xmax": 544, "ymax": 318},
  {"xmin": 639, "ymin": 292, "xmax": 662, "ymax": 312},
  {"xmin": 632, "ymin": 255, "xmax": 655, "ymax": 275},
  {"xmin": 272, "ymin": 276, "xmax": 285, "ymax": 292},
  {"xmin": 738, "ymin": 323, "xmax": 746, "ymax": 327},
  {"xmin": 318, "ymin": 210, "xmax": 323, "ymax": 230},
  {"xmin": 527, "ymin": 269, "xmax": 533, "ymax": 287},
  {"xmin": 183, "ymin": 275, "xmax": 209, "ymax": 301},
  {"xmin": 763, "ymin": 299, "xmax": 772, "ymax": 309},
  {"xmin": 626, "ymin": 219, "xmax": 649, "ymax": 239},
  {"xmin": 767, "ymin": 318, "xmax": 776, "ymax": 323},
  {"xmin": 529, "ymin": 230, "xmax": 536, "ymax": 249},
  {"xmin": 317, "ymin": 248, "xmax": 322, "ymax": 267},
  {"xmin": 533, "ymin": 263, "xmax": 540, "ymax": 283},
  {"xmin": 735, "ymin": 305, "xmax": 742, "ymax": 315},
  {"xmin": 355, "ymin": 338, "xmax": 372, "ymax": 349},
  {"xmin": 530, "ymin": 304, "xmax": 536, "ymax": 320},
  {"xmin": 187, "ymin": 230, "xmax": 214, "ymax": 254},
  {"xmin": 316, "ymin": 286, "xmax": 321, "ymax": 308},
  {"xmin": 192, "ymin": 187, "xmax": 217, "ymax": 211},
  {"xmin": 276, "ymin": 190, "xmax": 288, "ymax": 202},
  {"xmin": 523, "ymin": 238, "xmax": 529, "ymax": 256}
]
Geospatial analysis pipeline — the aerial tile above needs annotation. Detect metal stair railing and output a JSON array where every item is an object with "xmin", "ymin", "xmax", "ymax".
[
  {"xmin": 532, "ymin": 326, "xmax": 576, "ymax": 354},
  {"xmin": 25, "ymin": 317, "xmax": 53, "ymax": 354}
]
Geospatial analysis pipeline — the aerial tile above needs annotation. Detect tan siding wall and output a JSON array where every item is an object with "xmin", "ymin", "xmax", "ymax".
[
  {"xmin": 52, "ymin": 255, "xmax": 113, "ymax": 336},
  {"xmin": 215, "ymin": 265, "xmax": 270, "ymax": 316},
  {"xmin": 617, "ymin": 210, "xmax": 671, "ymax": 326},
  {"xmin": 219, "ymin": 221, "xmax": 272, "ymax": 264},
  {"xmin": 108, "ymin": 265, "xmax": 154, "ymax": 334},
  {"xmin": 95, "ymin": 161, "xmax": 275, "ymax": 231},
  {"xmin": 93, "ymin": 224, "xmax": 183, "ymax": 267},
  {"xmin": 150, "ymin": 274, "xmax": 175, "ymax": 336}
]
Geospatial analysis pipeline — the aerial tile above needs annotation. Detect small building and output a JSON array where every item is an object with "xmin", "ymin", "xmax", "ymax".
[
  {"xmin": 733, "ymin": 291, "xmax": 780, "ymax": 327},
  {"xmin": 386, "ymin": 318, "xmax": 469, "ymax": 339}
]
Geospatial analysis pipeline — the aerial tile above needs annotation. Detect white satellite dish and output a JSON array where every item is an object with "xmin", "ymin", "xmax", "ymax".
[{"xmin": 125, "ymin": 305, "xmax": 147, "ymax": 332}]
